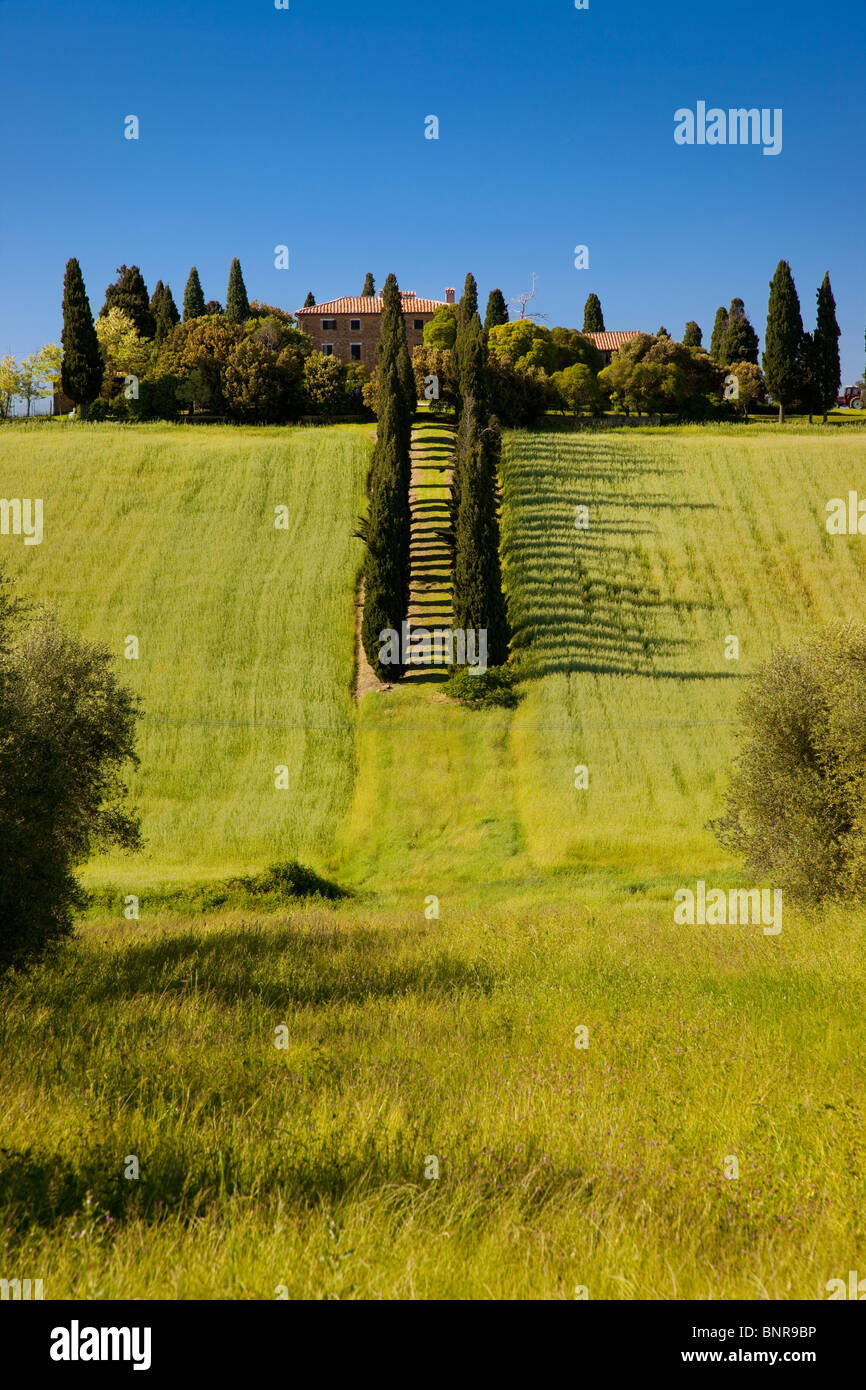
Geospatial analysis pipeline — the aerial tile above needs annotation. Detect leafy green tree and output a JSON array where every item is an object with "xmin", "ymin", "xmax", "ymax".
[
  {"xmin": 551, "ymin": 363, "xmax": 601, "ymax": 417},
  {"xmin": 763, "ymin": 260, "xmax": 804, "ymax": 422},
  {"xmin": 711, "ymin": 624, "xmax": 866, "ymax": 903},
  {"xmin": 94, "ymin": 309, "xmax": 152, "ymax": 393},
  {"xmin": 709, "ymin": 306, "xmax": 729, "ymax": 363},
  {"xmin": 0, "ymin": 355, "xmax": 21, "ymax": 417},
  {"xmin": 726, "ymin": 361, "xmax": 766, "ymax": 419},
  {"xmin": 60, "ymin": 258, "xmax": 103, "ymax": 417},
  {"xmin": 486, "ymin": 357, "xmax": 551, "ymax": 427},
  {"xmin": 302, "ymin": 351, "xmax": 346, "ymax": 417},
  {"xmin": 582, "ymin": 293, "xmax": 605, "ymax": 332},
  {"xmin": 225, "ymin": 258, "xmax": 251, "ymax": 323},
  {"xmin": 101, "ymin": 265, "xmax": 154, "ymax": 338},
  {"xmin": 362, "ymin": 273, "xmax": 375, "ymax": 297},
  {"xmin": 723, "ymin": 298, "xmax": 759, "ymax": 365},
  {"xmin": 814, "ymin": 272, "xmax": 841, "ymax": 423},
  {"xmin": 488, "ymin": 319, "xmax": 555, "ymax": 374},
  {"xmin": 204, "ymin": 300, "xmax": 223, "ymax": 316},
  {"xmin": 183, "ymin": 267, "xmax": 206, "ymax": 321},
  {"xmin": 683, "ymin": 320, "xmax": 702, "ymax": 347},
  {"xmin": 550, "ymin": 327, "xmax": 603, "ymax": 375},
  {"xmin": 423, "ymin": 304, "xmax": 458, "ymax": 350},
  {"xmin": 224, "ymin": 338, "xmax": 294, "ymax": 422},
  {"xmin": 484, "ymin": 289, "xmax": 509, "ymax": 333},
  {"xmin": 0, "ymin": 576, "xmax": 142, "ymax": 974}
]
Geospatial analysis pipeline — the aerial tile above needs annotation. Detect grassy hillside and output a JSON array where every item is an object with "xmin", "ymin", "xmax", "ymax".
[
  {"xmin": 499, "ymin": 426, "xmax": 866, "ymax": 878},
  {"xmin": 0, "ymin": 421, "xmax": 371, "ymax": 887},
  {"xmin": 2, "ymin": 421, "xmax": 865, "ymax": 1300}
]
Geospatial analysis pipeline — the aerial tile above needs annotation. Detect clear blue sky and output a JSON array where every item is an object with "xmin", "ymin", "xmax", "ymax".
[{"xmin": 1, "ymin": 0, "xmax": 863, "ymax": 380}]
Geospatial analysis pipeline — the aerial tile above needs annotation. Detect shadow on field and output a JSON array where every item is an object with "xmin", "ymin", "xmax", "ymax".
[
  {"xmin": 66, "ymin": 923, "xmax": 499, "ymax": 1009},
  {"xmin": 501, "ymin": 436, "xmax": 739, "ymax": 680}
]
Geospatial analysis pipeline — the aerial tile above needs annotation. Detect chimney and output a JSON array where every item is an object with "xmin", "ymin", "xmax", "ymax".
[{"xmin": 445, "ymin": 287, "xmax": 455, "ymax": 304}]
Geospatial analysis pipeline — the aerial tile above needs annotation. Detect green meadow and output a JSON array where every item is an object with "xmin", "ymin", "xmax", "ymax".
[{"xmin": 2, "ymin": 419, "xmax": 865, "ymax": 1299}]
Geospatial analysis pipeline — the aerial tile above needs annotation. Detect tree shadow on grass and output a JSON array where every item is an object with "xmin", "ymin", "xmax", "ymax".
[
  {"xmin": 500, "ymin": 437, "xmax": 729, "ymax": 680},
  {"xmin": 52, "ymin": 923, "xmax": 500, "ymax": 1011}
]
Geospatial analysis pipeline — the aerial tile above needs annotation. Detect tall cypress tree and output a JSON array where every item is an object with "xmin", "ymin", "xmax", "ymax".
[
  {"xmin": 303, "ymin": 291, "xmax": 316, "ymax": 308},
  {"xmin": 362, "ymin": 273, "xmax": 375, "ymax": 297},
  {"xmin": 101, "ymin": 265, "xmax": 154, "ymax": 337},
  {"xmin": 150, "ymin": 281, "xmax": 180, "ymax": 342},
  {"xmin": 723, "ymin": 298, "xmax": 759, "ymax": 364},
  {"xmin": 452, "ymin": 400, "xmax": 509, "ymax": 667},
  {"xmin": 378, "ymin": 271, "xmax": 415, "ymax": 444},
  {"xmin": 225, "ymin": 258, "xmax": 250, "ymax": 323},
  {"xmin": 183, "ymin": 267, "xmax": 206, "ymax": 321},
  {"xmin": 763, "ymin": 260, "xmax": 804, "ymax": 423},
  {"xmin": 61, "ymin": 258, "xmax": 103, "ymax": 417},
  {"xmin": 709, "ymin": 307, "xmax": 729, "ymax": 363},
  {"xmin": 484, "ymin": 289, "xmax": 508, "ymax": 333},
  {"xmin": 361, "ymin": 358, "xmax": 411, "ymax": 679},
  {"xmin": 814, "ymin": 271, "xmax": 841, "ymax": 423},
  {"xmin": 582, "ymin": 293, "xmax": 605, "ymax": 333},
  {"xmin": 360, "ymin": 275, "xmax": 414, "ymax": 679},
  {"xmin": 451, "ymin": 286, "xmax": 510, "ymax": 668},
  {"xmin": 683, "ymin": 320, "xmax": 702, "ymax": 347},
  {"xmin": 453, "ymin": 273, "xmax": 480, "ymax": 414}
]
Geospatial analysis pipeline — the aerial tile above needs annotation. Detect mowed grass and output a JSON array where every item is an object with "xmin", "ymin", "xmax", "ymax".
[
  {"xmin": 499, "ymin": 426, "xmax": 866, "ymax": 876},
  {"xmin": 1, "ymin": 901, "xmax": 863, "ymax": 1299},
  {"xmin": 0, "ymin": 421, "xmax": 371, "ymax": 886}
]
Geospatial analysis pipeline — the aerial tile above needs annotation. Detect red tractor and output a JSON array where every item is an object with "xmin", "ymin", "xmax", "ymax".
[{"xmin": 836, "ymin": 385, "xmax": 863, "ymax": 409}]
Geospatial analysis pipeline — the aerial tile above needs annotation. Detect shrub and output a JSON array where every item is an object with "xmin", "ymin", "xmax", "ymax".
[
  {"xmin": 0, "ymin": 579, "xmax": 142, "ymax": 975},
  {"xmin": 442, "ymin": 665, "xmax": 518, "ymax": 708},
  {"xmin": 710, "ymin": 624, "xmax": 866, "ymax": 903}
]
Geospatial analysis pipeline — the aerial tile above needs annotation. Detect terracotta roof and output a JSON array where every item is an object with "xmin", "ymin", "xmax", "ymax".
[
  {"xmin": 296, "ymin": 295, "xmax": 445, "ymax": 316},
  {"xmin": 584, "ymin": 331, "xmax": 643, "ymax": 351}
]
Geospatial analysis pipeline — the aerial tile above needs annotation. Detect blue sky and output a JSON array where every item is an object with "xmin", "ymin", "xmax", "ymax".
[{"xmin": 1, "ymin": 0, "xmax": 863, "ymax": 380}]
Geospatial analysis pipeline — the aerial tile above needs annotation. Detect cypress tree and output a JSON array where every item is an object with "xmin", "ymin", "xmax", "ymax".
[
  {"xmin": 101, "ymin": 264, "xmax": 154, "ymax": 337},
  {"xmin": 361, "ymin": 358, "xmax": 411, "ymax": 679},
  {"xmin": 763, "ymin": 260, "xmax": 804, "ymax": 423},
  {"xmin": 814, "ymin": 272, "xmax": 841, "ymax": 423},
  {"xmin": 183, "ymin": 267, "xmax": 206, "ymax": 321},
  {"xmin": 582, "ymin": 293, "xmax": 605, "ymax": 333},
  {"xmin": 683, "ymin": 320, "xmax": 702, "ymax": 347},
  {"xmin": 484, "ymin": 289, "xmax": 508, "ymax": 333},
  {"xmin": 60, "ymin": 258, "xmax": 103, "ymax": 417},
  {"xmin": 303, "ymin": 291, "xmax": 316, "ymax": 308},
  {"xmin": 709, "ymin": 307, "xmax": 729, "ymax": 363},
  {"xmin": 362, "ymin": 273, "xmax": 375, "ymax": 297},
  {"xmin": 378, "ymin": 271, "xmax": 415, "ymax": 443},
  {"xmin": 150, "ymin": 281, "xmax": 180, "ymax": 342},
  {"xmin": 453, "ymin": 273, "xmax": 480, "ymax": 413},
  {"xmin": 452, "ymin": 400, "xmax": 509, "ymax": 667},
  {"xmin": 225, "ymin": 258, "xmax": 251, "ymax": 323},
  {"xmin": 723, "ymin": 298, "xmax": 759, "ymax": 364},
  {"xmin": 450, "ymin": 282, "xmax": 510, "ymax": 668}
]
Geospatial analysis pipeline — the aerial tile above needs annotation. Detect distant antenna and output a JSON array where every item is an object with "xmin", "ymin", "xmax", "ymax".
[{"xmin": 508, "ymin": 271, "xmax": 548, "ymax": 321}]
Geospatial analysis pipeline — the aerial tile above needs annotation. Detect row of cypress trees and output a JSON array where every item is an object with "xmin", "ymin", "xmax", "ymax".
[
  {"xmin": 450, "ymin": 274, "xmax": 510, "ymax": 667},
  {"xmin": 360, "ymin": 273, "xmax": 414, "ymax": 680}
]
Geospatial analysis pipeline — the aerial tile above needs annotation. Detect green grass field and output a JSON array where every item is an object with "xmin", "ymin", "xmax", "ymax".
[
  {"xmin": 2, "ymin": 419, "xmax": 865, "ymax": 1299},
  {"xmin": 0, "ymin": 421, "xmax": 372, "ymax": 887}
]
